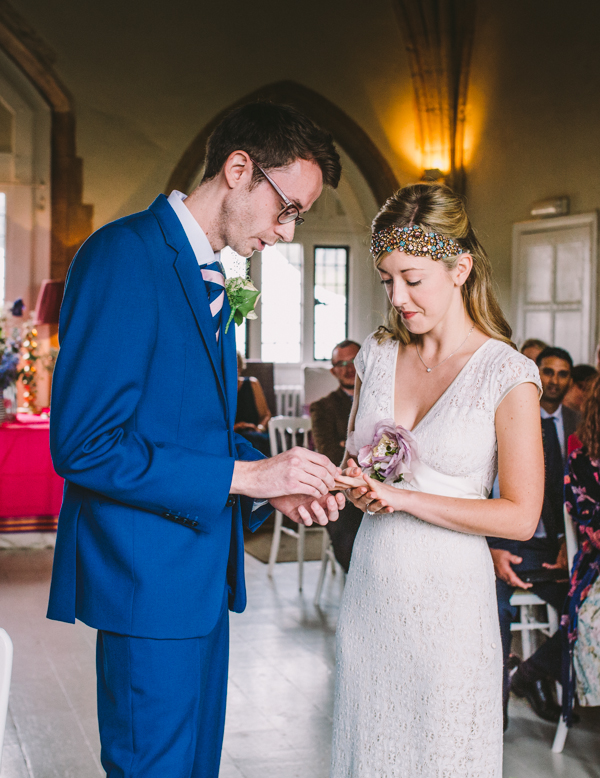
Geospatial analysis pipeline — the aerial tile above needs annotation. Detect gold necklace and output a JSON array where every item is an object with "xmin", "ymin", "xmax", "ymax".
[{"xmin": 416, "ymin": 325, "xmax": 475, "ymax": 373}]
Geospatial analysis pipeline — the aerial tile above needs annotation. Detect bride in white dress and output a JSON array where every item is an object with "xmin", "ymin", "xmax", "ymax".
[{"xmin": 331, "ymin": 184, "xmax": 545, "ymax": 778}]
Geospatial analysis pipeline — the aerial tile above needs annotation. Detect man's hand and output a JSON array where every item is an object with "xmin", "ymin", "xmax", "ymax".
[
  {"xmin": 542, "ymin": 538, "xmax": 569, "ymax": 580},
  {"xmin": 270, "ymin": 491, "xmax": 346, "ymax": 527},
  {"xmin": 231, "ymin": 447, "xmax": 339, "ymax": 500},
  {"xmin": 490, "ymin": 548, "xmax": 531, "ymax": 589}
]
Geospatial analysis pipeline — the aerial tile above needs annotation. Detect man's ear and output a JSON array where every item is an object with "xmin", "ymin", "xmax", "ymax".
[
  {"xmin": 223, "ymin": 151, "xmax": 253, "ymax": 190},
  {"xmin": 454, "ymin": 253, "xmax": 473, "ymax": 287}
]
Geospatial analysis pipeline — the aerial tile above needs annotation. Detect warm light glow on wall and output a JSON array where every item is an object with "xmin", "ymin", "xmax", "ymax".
[
  {"xmin": 381, "ymin": 85, "xmax": 484, "ymax": 185},
  {"xmin": 422, "ymin": 148, "xmax": 450, "ymax": 176},
  {"xmin": 462, "ymin": 89, "xmax": 485, "ymax": 167},
  {"xmin": 381, "ymin": 93, "xmax": 423, "ymax": 179}
]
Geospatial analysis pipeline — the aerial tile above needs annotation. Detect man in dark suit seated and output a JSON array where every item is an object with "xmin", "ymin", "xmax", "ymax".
[
  {"xmin": 489, "ymin": 346, "xmax": 579, "ymax": 729},
  {"xmin": 310, "ymin": 339, "xmax": 363, "ymax": 572}
]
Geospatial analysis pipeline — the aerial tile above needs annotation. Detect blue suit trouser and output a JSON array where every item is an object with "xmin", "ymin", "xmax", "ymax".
[{"xmin": 96, "ymin": 598, "xmax": 229, "ymax": 778}]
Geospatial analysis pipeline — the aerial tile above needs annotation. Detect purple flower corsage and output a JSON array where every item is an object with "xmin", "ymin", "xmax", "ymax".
[{"xmin": 349, "ymin": 418, "xmax": 418, "ymax": 484}]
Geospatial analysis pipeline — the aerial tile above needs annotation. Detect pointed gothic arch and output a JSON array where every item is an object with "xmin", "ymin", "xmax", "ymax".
[
  {"xmin": 165, "ymin": 81, "xmax": 399, "ymax": 208},
  {"xmin": 0, "ymin": 1, "xmax": 92, "ymax": 280}
]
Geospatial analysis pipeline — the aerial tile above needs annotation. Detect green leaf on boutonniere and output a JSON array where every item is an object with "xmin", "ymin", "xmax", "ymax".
[{"xmin": 224, "ymin": 276, "xmax": 260, "ymax": 334}]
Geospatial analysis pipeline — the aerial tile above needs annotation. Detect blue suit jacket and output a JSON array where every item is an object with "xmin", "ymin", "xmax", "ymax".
[{"xmin": 47, "ymin": 194, "xmax": 272, "ymax": 639}]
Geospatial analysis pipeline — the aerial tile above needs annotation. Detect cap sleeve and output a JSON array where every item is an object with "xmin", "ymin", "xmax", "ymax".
[
  {"xmin": 354, "ymin": 333, "xmax": 381, "ymax": 382},
  {"xmin": 494, "ymin": 348, "xmax": 542, "ymax": 411}
]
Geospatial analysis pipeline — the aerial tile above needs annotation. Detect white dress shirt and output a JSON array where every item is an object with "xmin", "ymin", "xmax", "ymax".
[{"xmin": 167, "ymin": 190, "xmax": 220, "ymax": 268}]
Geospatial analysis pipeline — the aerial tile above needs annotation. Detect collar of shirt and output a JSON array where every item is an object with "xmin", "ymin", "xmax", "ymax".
[
  {"xmin": 540, "ymin": 405, "xmax": 563, "ymax": 423},
  {"xmin": 540, "ymin": 404, "xmax": 565, "ymax": 458},
  {"xmin": 167, "ymin": 190, "xmax": 220, "ymax": 268}
]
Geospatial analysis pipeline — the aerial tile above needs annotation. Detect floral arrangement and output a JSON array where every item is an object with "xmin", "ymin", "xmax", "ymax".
[
  {"xmin": 348, "ymin": 418, "xmax": 418, "ymax": 484},
  {"xmin": 0, "ymin": 300, "xmax": 48, "ymax": 413},
  {"xmin": 19, "ymin": 322, "xmax": 40, "ymax": 410},
  {"xmin": 0, "ymin": 303, "xmax": 22, "ymax": 391},
  {"xmin": 224, "ymin": 275, "xmax": 260, "ymax": 334}
]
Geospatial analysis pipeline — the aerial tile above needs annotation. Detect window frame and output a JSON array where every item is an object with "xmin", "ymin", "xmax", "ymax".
[{"xmin": 312, "ymin": 244, "xmax": 350, "ymax": 361}]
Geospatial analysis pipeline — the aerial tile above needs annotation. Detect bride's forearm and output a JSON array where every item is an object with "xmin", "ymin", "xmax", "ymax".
[{"xmin": 395, "ymin": 488, "xmax": 539, "ymax": 541}]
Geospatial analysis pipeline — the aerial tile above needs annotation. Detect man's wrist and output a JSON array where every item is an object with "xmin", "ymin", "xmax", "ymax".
[{"xmin": 231, "ymin": 460, "xmax": 256, "ymax": 496}]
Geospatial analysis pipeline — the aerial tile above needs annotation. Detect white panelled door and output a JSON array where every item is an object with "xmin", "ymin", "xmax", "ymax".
[{"xmin": 512, "ymin": 213, "xmax": 598, "ymax": 363}]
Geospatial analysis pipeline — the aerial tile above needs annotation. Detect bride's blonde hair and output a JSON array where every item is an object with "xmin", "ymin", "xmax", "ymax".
[{"xmin": 372, "ymin": 183, "xmax": 514, "ymax": 348}]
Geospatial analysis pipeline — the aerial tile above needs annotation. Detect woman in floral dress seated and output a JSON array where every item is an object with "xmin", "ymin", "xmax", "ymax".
[{"xmin": 562, "ymin": 374, "xmax": 600, "ymax": 722}]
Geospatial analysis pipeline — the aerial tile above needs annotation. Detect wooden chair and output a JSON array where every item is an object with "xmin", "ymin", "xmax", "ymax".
[
  {"xmin": 267, "ymin": 416, "xmax": 312, "ymax": 591},
  {"xmin": 241, "ymin": 360, "xmax": 276, "ymax": 416},
  {"xmin": 0, "ymin": 628, "xmax": 13, "ymax": 771}
]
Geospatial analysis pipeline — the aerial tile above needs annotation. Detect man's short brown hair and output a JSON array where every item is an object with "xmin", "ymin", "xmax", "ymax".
[{"xmin": 203, "ymin": 102, "xmax": 341, "ymax": 189}]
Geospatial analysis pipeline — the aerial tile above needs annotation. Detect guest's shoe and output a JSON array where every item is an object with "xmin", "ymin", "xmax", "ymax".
[
  {"xmin": 503, "ymin": 655, "xmax": 521, "ymax": 732},
  {"xmin": 510, "ymin": 666, "xmax": 561, "ymax": 723}
]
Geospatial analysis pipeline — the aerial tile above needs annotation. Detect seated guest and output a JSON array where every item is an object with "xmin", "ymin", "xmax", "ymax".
[
  {"xmin": 521, "ymin": 337, "xmax": 548, "ymax": 363},
  {"xmin": 563, "ymin": 364, "xmax": 598, "ymax": 415},
  {"xmin": 234, "ymin": 352, "xmax": 271, "ymax": 456},
  {"xmin": 489, "ymin": 346, "xmax": 579, "ymax": 728},
  {"xmin": 513, "ymin": 375, "xmax": 600, "ymax": 725},
  {"xmin": 310, "ymin": 339, "xmax": 363, "ymax": 572},
  {"xmin": 560, "ymin": 376, "xmax": 600, "ymax": 723}
]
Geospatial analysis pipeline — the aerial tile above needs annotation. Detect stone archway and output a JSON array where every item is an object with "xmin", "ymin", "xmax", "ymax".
[
  {"xmin": 0, "ymin": 1, "xmax": 93, "ymax": 280},
  {"xmin": 165, "ymin": 80, "xmax": 400, "ymax": 208}
]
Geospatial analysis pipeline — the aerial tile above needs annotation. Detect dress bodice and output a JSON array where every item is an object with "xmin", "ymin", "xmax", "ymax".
[{"xmin": 354, "ymin": 334, "xmax": 542, "ymax": 498}]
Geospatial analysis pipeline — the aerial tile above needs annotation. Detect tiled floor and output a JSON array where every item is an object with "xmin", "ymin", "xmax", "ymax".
[{"xmin": 0, "ymin": 547, "xmax": 598, "ymax": 778}]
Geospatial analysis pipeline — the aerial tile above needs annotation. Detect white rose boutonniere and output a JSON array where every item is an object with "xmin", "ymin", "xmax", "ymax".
[{"xmin": 224, "ymin": 276, "xmax": 261, "ymax": 334}]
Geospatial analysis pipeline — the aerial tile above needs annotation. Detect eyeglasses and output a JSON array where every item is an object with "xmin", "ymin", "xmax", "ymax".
[
  {"xmin": 249, "ymin": 157, "xmax": 304, "ymax": 226},
  {"xmin": 332, "ymin": 359, "xmax": 355, "ymax": 368}
]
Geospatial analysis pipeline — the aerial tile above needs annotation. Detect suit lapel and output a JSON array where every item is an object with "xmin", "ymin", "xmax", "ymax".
[
  {"xmin": 221, "ymin": 293, "xmax": 238, "ymax": 429},
  {"xmin": 149, "ymin": 195, "xmax": 227, "ymax": 406}
]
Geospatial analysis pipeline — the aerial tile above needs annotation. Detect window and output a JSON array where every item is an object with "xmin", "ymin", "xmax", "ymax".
[
  {"xmin": 313, "ymin": 246, "xmax": 348, "ymax": 360},
  {"xmin": 223, "ymin": 242, "xmax": 352, "ymax": 366},
  {"xmin": 512, "ymin": 215, "xmax": 597, "ymax": 363},
  {"xmin": 0, "ymin": 193, "xmax": 6, "ymax": 303},
  {"xmin": 261, "ymin": 243, "xmax": 303, "ymax": 363}
]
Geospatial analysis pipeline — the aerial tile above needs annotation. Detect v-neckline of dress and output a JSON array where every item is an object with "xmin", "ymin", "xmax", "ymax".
[{"xmin": 391, "ymin": 337, "xmax": 493, "ymax": 433}]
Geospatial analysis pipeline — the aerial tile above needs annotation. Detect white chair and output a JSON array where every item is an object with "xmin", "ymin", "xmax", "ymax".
[
  {"xmin": 552, "ymin": 504, "xmax": 579, "ymax": 753},
  {"xmin": 313, "ymin": 532, "xmax": 339, "ymax": 606},
  {"xmin": 509, "ymin": 567, "xmax": 560, "ymax": 662},
  {"xmin": 267, "ymin": 416, "xmax": 313, "ymax": 591},
  {"xmin": 509, "ymin": 590, "xmax": 559, "ymax": 660},
  {"xmin": 0, "ymin": 628, "xmax": 14, "ymax": 771}
]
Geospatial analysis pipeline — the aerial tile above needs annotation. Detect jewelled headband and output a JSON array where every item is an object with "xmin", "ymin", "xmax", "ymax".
[{"xmin": 370, "ymin": 224, "xmax": 463, "ymax": 260}]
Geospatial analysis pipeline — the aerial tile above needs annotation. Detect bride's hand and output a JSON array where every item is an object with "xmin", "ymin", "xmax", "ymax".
[
  {"xmin": 340, "ymin": 459, "xmax": 396, "ymax": 514},
  {"xmin": 361, "ymin": 476, "xmax": 404, "ymax": 513}
]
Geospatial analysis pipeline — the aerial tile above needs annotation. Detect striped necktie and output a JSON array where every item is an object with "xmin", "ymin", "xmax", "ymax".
[{"xmin": 201, "ymin": 260, "xmax": 225, "ymax": 341}]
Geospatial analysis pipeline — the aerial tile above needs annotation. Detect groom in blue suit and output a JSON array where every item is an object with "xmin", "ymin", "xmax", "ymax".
[{"xmin": 47, "ymin": 102, "xmax": 343, "ymax": 777}]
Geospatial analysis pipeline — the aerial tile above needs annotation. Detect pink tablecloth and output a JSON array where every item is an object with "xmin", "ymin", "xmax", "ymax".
[{"xmin": 0, "ymin": 413, "xmax": 63, "ymax": 530}]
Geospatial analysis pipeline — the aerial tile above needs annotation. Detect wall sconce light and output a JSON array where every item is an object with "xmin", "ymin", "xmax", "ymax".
[
  {"xmin": 530, "ymin": 197, "xmax": 570, "ymax": 219},
  {"xmin": 422, "ymin": 168, "xmax": 445, "ymax": 182}
]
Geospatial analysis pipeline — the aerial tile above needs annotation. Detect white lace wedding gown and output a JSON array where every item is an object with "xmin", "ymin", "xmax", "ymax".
[{"xmin": 331, "ymin": 335, "xmax": 541, "ymax": 778}]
